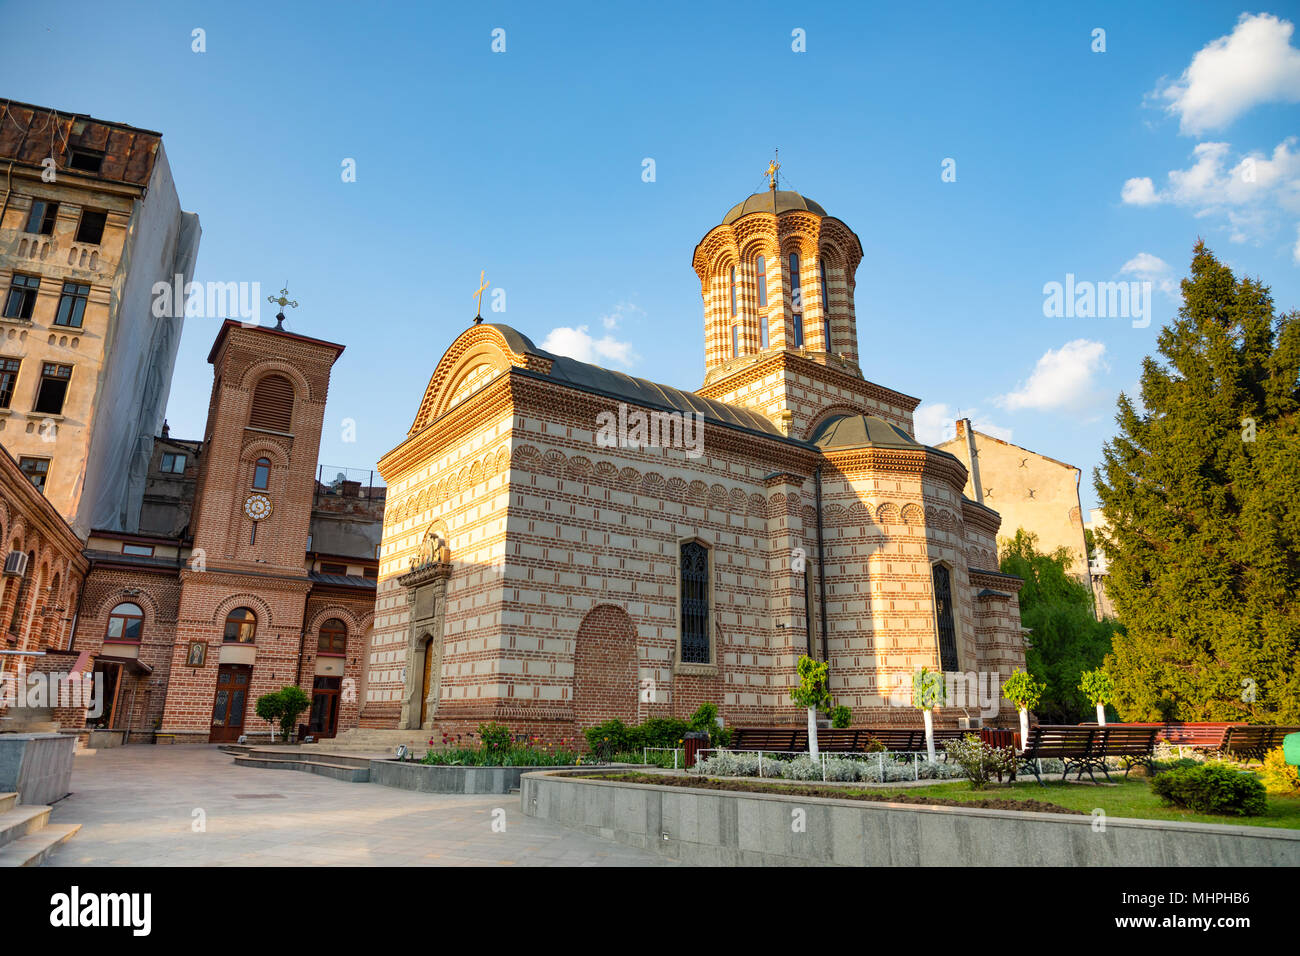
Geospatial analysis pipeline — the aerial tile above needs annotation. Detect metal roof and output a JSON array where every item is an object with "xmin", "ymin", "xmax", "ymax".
[{"xmin": 722, "ymin": 190, "xmax": 828, "ymax": 224}]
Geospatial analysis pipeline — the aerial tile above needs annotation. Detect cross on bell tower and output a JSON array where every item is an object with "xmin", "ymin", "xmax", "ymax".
[{"xmin": 266, "ymin": 286, "xmax": 299, "ymax": 330}]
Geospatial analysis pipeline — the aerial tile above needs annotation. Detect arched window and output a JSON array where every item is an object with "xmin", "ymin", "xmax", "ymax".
[
  {"xmin": 755, "ymin": 256, "xmax": 767, "ymax": 308},
  {"xmin": 223, "ymin": 607, "xmax": 257, "ymax": 644},
  {"xmin": 105, "ymin": 602, "xmax": 143, "ymax": 642},
  {"xmin": 729, "ymin": 267, "xmax": 737, "ymax": 317},
  {"xmin": 680, "ymin": 541, "xmax": 710, "ymax": 664},
  {"xmin": 932, "ymin": 565, "xmax": 959, "ymax": 671},
  {"xmin": 252, "ymin": 457, "xmax": 271, "ymax": 490},
  {"xmin": 318, "ymin": 618, "xmax": 347, "ymax": 655},
  {"xmin": 249, "ymin": 374, "xmax": 294, "ymax": 432},
  {"xmin": 820, "ymin": 258, "xmax": 832, "ymax": 351},
  {"xmin": 789, "ymin": 253, "xmax": 804, "ymax": 348},
  {"xmin": 731, "ymin": 325, "xmax": 739, "ymax": 358}
]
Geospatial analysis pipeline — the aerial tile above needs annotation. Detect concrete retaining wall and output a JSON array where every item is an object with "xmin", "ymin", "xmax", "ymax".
[
  {"xmin": 521, "ymin": 771, "xmax": 1300, "ymax": 866},
  {"xmin": 369, "ymin": 760, "xmax": 575, "ymax": 794},
  {"xmin": 0, "ymin": 733, "xmax": 76, "ymax": 805}
]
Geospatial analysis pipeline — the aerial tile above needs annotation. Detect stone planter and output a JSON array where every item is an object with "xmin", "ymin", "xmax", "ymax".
[{"xmin": 368, "ymin": 759, "xmax": 577, "ymax": 795}]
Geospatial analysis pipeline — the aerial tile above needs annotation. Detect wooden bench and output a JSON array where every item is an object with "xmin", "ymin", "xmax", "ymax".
[
  {"xmin": 1018, "ymin": 724, "xmax": 1160, "ymax": 785},
  {"xmin": 1223, "ymin": 725, "xmax": 1300, "ymax": 761},
  {"xmin": 727, "ymin": 728, "xmax": 807, "ymax": 753},
  {"xmin": 1123, "ymin": 722, "xmax": 1243, "ymax": 751}
]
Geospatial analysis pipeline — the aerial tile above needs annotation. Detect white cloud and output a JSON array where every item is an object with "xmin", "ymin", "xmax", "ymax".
[
  {"xmin": 1154, "ymin": 13, "xmax": 1300, "ymax": 135},
  {"xmin": 540, "ymin": 325, "xmax": 638, "ymax": 366},
  {"xmin": 913, "ymin": 402, "xmax": 1012, "ymax": 445},
  {"xmin": 996, "ymin": 340, "xmax": 1108, "ymax": 413},
  {"xmin": 600, "ymin": 301, "xmax": 643, "ymax": 331},
  {"xmin": 1121, "ymin": 177, "xmax": 1159, "ymax": 205},
  {"xmin": 1120, "ymin": 252, "xmax": 1179, "ymax": 300},
  {"xmin": 1120, "ymin": 138, "xmax": 1300, "ymax": 246}
]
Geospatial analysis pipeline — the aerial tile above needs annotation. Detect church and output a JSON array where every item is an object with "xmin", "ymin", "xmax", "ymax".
[{"xmin": 362, "ymin": 177, "xmax": 1028, "ymax": 741}]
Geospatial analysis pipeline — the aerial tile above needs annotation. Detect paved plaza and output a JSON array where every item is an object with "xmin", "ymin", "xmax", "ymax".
[{"xmin": 45, "ymin": 746, "xmax": 672, "ymax": 867}]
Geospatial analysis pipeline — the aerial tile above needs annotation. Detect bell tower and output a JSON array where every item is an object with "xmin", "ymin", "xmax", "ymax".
[{"xmin": 692, "ymin": 167, "xmax": 917, "ymax": 440}]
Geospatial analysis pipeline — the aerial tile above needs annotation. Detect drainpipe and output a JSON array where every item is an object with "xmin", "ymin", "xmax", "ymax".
[{"xmin": 814, "ymin": 467, "xmax": 828, "ymax": 661}]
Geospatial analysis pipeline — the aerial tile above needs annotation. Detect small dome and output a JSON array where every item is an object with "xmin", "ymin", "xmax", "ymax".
[
  {"xmin": 722, "ymin": 190, "xmax": 827, "ymax": 224},
  {"xmin": 810, "ymin": 415, "xmax": 921, "ymax": 450}
]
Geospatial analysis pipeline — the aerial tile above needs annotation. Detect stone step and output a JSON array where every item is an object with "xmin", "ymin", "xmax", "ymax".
[
  {"xmin": 232, "ymin": 754, "xmax": 370, "ymax": 783},
  {"xmin": 0, "ymin": 805, "xmax": 51, "ymax": 849},
  {"xmin": 0, "ymin": 824, "xmax": 81, "ymax": 867},
  {"xmin": 240, "ymin": 747, "xmax": 375, "ymax": 769},
  {"xmin": 0, "ymin": 793, "xmax": 16, "ymax": 813}
]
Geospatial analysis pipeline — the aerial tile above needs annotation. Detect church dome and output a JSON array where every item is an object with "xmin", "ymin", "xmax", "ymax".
[
  {"xmin": 722, "ymin": 190, "xmax": 827, "ymax": 224},
  {"xmin": 810, "ymin": 414, "xmax": 921, "ymax": 450}
]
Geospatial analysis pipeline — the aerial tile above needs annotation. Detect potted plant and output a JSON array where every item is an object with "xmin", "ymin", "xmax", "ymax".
[
  {"xmin": 790, "ymin": 655, "xmax": 831, "ymax": 759},
  {"xmin": 912, "ymin": 667, "xmax": 947, "ymax": 762},
  {"xmin": 1078, "ymin": 668, "xmax": 1114, "ymax": 726},
  {"xmin": 1002, "ymin": 669, "xmax": 1045, "ymax": 748}
]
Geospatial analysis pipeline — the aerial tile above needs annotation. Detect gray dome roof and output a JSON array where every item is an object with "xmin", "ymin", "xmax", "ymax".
[
  {"xmin": 810, "ymin": 415, "xmax": 922, "ymax": 450},
  {"xmin": 722, "ymin": 190, "xmax": 827, "ymax": 224}
]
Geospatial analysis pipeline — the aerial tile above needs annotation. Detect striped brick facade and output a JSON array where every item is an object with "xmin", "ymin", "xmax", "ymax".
[{"xmin": 371, "ymin": 188, "xmax": 1028, "ymax": 743}]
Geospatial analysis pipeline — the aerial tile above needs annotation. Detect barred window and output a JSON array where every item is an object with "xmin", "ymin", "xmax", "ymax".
[
  {"xmin": 680, "ymin": 541, "xmax": 710, "ymax": 664},
  {"xmin": 932, "ymin": 564, "xmax": 959, "ymax": 671}
]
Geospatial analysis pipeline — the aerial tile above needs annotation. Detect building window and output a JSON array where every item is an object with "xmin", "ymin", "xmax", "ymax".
[
  {"xmin": 55, "ymin": 282, "xmax": 90, "ymax": 328},
  {"xmin": 362, "ymin": 566, "xmax": 378, "ymax": 580},
  {"xmin": 932, "ymin": 564, "xmax": 959, "ymax": 672},
  {"xmin": 75, "ymin": 210, "xmax": 107, "ymax": 244},
  {"xmin": 33, "ymin": 363, "xmax": 72, "ymax": 415},
  {"xmin": 731, "ymin": 325, "xmax": 739, "ymax": 358},
  {"xmin": 789, "ymin": 254, "xmax": 804, "ymax": 347},
  {"xmin": 680, "ymin": 541, "xmax": 710, "ymax": 664},
  {"xmin": 320, "ymin": 562, "xmax": 348, "ymax": 575},
  {"xmin": 68, "ymin": 150, "xmax": 104, "ymax": 174},
  {"xmin": 755, "ymin": 256, "xmax": 767, "ymax": 308},
  {"xmin": 223, "ymin": 607, "xmax": 257, "ymax": 644},
  {"xmin": 105, "ymin": 602, "xmax": 144, "ymax": 642},
  {"xmin": 249, "ymin": 375, "xmax": 294, "ymax": 431},
  {"xmin": 0, "ymin": 357, "xmax": 19, "ymax": 408},
  {"xmin": 729, "ymin": 267, "xmax": 736, "ymax": 317},
  {"xmin": 4, "ymin": 274, "xmax": 40, "ymax": 320},
  {"xmin": 18, "ymin": 457, "xmax": 49, "ymax": 492},
  {"xmin": 122, "ymin": 544, "xmax": 155, "ymax": 557},
  {"xmin": 25, "ymin": 200, "xmax": 58, "ymax": 235},
  {"xmin": 252, "ymin": 457, "xmax": 271, "ymax": 490},
  {"xmin": 820, "ymin": 258, "xmax": 832, "ymax": 351},
  {"xmin": 318, "ymin": 618, "xmax": 347, "ymax": 655},
  {"xmin": 160, "ymin": 452, "xmax": 186, "ymax": 474}
]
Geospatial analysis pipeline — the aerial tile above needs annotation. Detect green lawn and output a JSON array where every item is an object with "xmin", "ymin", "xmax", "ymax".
[
  {"xmin": 588, "ymin": 771, "xmax": 1300, "ymax": 829},
  {"xmin": 869, "ymin": 779, "xmax": 1300, "ymax": 829}
]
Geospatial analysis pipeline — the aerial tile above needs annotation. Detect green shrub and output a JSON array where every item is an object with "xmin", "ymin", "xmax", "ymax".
[
  {"xmin": 639, "ymin": 717, "xmax": 691, "ymax": 749},
  {"xmin": 253, "ymin": 686, "xmax": 311, "ymax": 742},
  {"xmin": 1150, "ymin": 762, "xmax": 1268, "ymax": 816},
  {"xmin": 585, "ymin": 718, "xmax": 633, "ymax": 755},
  {"xmin": 688, "ymin": 703, "xmax": 732, "ymax": 746},
  {"xmin": 942, "ymin": 733, "xmax": 1016, "ymax": 790},
  {"xmin": 829, "ymin": 705, "xmax": 852, "ymax": 728},
  {"xmin": 1259, "ymin": 747, "xmax": 1300, "ymax": 794}
]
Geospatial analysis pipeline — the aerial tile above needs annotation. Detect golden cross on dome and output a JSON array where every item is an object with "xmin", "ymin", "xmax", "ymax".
[
  {"xmin": 266, "ymin": 286, "xmax": 299, "ymax": 329},
  {"xmin": 473, "ymin": 270, "xmax": 489, "ymax": 324},
  {"xmin": 766, "ymin": 150, "xmax": 780, "ymax": 190}
]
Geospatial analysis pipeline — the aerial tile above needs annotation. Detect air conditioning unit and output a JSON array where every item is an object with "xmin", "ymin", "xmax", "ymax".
[
  {"xmin": 3, "ymin": 551, "xmax": 28, "ymax": 577},
  {"xmin": 958, "ymin": 716, "xmax": 983, "ymax": 730}
]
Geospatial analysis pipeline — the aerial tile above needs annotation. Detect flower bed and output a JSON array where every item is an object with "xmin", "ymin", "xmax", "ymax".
[{"xmin": 689, "ymin": 749, "xmax": 965, "ymax": 783}]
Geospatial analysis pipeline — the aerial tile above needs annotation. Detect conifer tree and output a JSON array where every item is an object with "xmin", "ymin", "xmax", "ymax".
[{"xmin": 1094, "ymin": 242, "xmax": 1300, "ymax": 722}]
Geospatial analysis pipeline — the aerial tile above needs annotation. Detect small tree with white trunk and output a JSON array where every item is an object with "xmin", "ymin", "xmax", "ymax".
[
  {"xmin": 790, "ymin": 655, "xmax": 831, "ymax": 759},
  {"xmin": 913, "ymin": 667, "xmax": 947, "ymax": 762},
  {"xmin": 1078, "ymin": 669, "xmax": 1115, "ymax": 726},
  {"xmin": 1002, "ymin": 669, "xmax": 1045, "ymax": 749}
]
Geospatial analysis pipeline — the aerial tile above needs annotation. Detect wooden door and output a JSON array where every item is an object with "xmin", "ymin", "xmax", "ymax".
[
  {"xmin": 210, "ymin": 665, "xmax": 251, "ymax": 743},
  {"xmin": 419, "ymin": 639, "xmax": 434, "ymax": 726},
  {"xmin": 308, "ymin": 677, "xmax": 341, "ymax": 738}
]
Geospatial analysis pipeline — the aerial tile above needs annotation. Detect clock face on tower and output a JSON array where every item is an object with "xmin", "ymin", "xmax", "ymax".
[{"xmin": 244, "ymin": 494, "xmax": 273, "ymax": 521}]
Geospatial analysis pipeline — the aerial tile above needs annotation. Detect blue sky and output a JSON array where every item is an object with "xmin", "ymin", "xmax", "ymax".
[{"xmin": 6, "ymin": 1, "xmax": 1299, "ymax": 511}]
